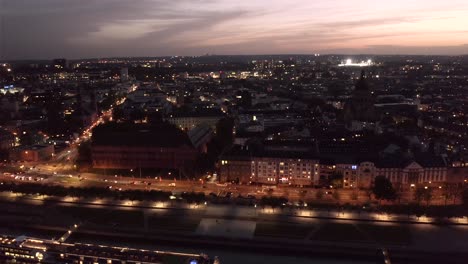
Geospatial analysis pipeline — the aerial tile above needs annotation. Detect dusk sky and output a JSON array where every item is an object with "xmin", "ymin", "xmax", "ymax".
[{"xmin": 1, "ymin": 0, "xmax": 468, "ymax": 59}]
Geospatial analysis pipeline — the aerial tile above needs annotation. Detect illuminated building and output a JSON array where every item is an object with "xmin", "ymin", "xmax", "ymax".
[
  {"xmin": 219, "ymin": 145, "xmax": 320, "ymax": 186},
  {"xmin": 251, "ymin": 155, "xmax": 320, "ymax": 186}
]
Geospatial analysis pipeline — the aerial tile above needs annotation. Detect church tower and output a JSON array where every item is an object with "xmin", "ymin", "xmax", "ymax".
[{"xmin": 343, "ymin": 70, "xmax": 377, "ymax": 123}]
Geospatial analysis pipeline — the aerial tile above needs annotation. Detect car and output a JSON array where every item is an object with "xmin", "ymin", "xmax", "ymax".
[{"xmin": 168, "ymin": 183, "xmax": 176, "ymax": 187}]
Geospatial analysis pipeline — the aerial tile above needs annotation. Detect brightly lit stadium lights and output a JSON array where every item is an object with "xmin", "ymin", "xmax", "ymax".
[{"xmin": 338, "ymin": 59, "xmax": 373, "ymax": 67}]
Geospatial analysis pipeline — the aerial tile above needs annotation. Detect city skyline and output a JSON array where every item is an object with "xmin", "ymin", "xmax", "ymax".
[{"xmin": 1, "ymin": 0, "xmax": 468, "ymax": 60}]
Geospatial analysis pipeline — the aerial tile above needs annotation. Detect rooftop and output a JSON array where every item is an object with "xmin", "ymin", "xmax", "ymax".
[{"xmin": 92, "ymin": 122, "xmax": 193, "ymax": 148}]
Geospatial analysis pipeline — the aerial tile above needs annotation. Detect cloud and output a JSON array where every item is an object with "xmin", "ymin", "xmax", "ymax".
[
  {"xmin": 322, "ymin": 44, "xmax": 468, "ymax": 55},
  {"xmin": 1, "ymin": 0, "xmax": 468, "ymax": 59},
  {"xmin": 317, "ymin": 17, "xmax": 420, "ymax": 30}
]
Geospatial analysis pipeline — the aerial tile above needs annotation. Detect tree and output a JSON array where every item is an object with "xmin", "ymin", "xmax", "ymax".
[
  {"xmin": 412, "ymin": 186, "xmax": 434, "ymax": 206},
  {"xmin": 442, "ymin": 183, "xmax": 460, "ymax": 205},
  {"xmin": 266, "ymin": 188, "xmax": 274, "ymax": 197},
  {"xmin": 299, "ymin": 190, "xmax": 307, "ymax": 202},
  {"xmin": 414, "ymin": 187, "xmax": 425, "ymax": 205},
  {"xmin": 329, "ymin": 172, "xmax": 344, "ymax": 188},
  {"xmin": 442, "ymin": 183, "xmax": 463, "ymax": 205},
  {"xmin": 372, "ymin": 176, "xmax": 396, "ymax": 203},
  {"xmin": 462, "ymin": 187, "xmax": 468, "ymax": 209},
  {"xmin": 315, "ymin": 189, "xmax": 324, "ymax": 200},
  {"xmin": 423, "ymin": 187, "xmax": 433, "ymax": 206},
  {"xmin": 332, "ymin": 190, "xmax": 340, "ymax": 201},
  {"xmin": 365, "ymin": 189, "xmax": 373, "ymax": 202}
]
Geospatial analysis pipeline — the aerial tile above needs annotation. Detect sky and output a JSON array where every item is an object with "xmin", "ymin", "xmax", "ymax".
[{"xmin": 1, "ymin": 0, "xmax": 468, "ymax": 59}]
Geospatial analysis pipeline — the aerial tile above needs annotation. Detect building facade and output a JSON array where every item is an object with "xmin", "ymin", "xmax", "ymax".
[
  {"xmin": 91, "ymin": 123, "xmax": 198, "ymax": 170},
  {"xmin": 167, "ymin": 115, "xmax": 223, "ymax": 131},
  {"xmin": 9, "ymin": 144, "xmax": 54, "ymax": 162},
  {"xmin": 374, "ymin": 158, "xmax": 448, "ymax": 188},
  {"xmin": 219, "ymin": 145, "xmax": 456, "ymax": 188},
  {"xmin": 219, "ymin": 159, "xmax": 252, "ymax": 184},
  {"xmin": 92, "ymin": 145, "xmax": 197, "ymax": 169},
  {"xmin": 166, "ymin": 109, "xmax": 224, "ymax": 131}
]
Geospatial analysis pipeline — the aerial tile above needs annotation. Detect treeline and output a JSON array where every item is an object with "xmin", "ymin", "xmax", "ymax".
[
  {"xmin": 0, "ymin": 183, "xmax": 171, "ymax": 202},
  {"xmin": 260, "ymin": 196, "xmax": 288, "ymax": 208}
]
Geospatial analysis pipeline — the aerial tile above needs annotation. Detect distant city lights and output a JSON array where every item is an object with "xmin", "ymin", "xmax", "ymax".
[{"xmin": 338, "ymin": 59, "xmax": 373, "ymax": 67}]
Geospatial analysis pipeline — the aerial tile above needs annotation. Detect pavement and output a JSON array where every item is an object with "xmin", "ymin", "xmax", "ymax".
[
  {"xmin": 1, "ymin": 191, "xmax": 467, "ymax": 227},
  {"xmin": 196, "ymin": 219, "xmax": 256, "ymax": 239}
]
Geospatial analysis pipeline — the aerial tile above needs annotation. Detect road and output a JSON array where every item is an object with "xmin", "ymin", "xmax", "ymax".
[{"xmin": 0, "ymin": 166, "xmax": 460, "ymax": 207}]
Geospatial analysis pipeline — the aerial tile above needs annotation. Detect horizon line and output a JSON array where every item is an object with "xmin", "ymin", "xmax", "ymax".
[{"xmin": 3, "ymin": 53, "xmax": 468, "ymax": 62}]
